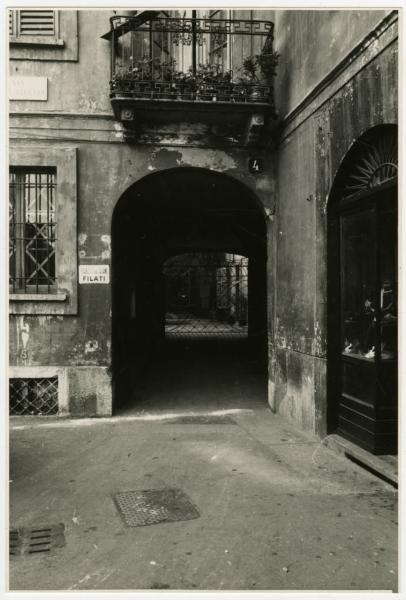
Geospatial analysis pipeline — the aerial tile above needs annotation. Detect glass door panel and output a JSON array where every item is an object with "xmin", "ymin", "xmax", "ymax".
[
  {"xmin": 340, "ymin": 209, "xmax": 377, "ymax": 361},
  {"xmin": 378, "ymin": 208, "xmax": 397, "ymax": 362}
]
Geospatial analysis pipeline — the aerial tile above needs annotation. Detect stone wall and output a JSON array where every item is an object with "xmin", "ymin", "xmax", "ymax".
[{"xmin": 270, "ymin": 12, "xmax": 398, "ymax": 436}]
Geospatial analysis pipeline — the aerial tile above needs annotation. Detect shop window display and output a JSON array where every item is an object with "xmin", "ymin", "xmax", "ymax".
[{"xmin": 340, "ymin": 206, "xmax": 396, "ymax": 364}]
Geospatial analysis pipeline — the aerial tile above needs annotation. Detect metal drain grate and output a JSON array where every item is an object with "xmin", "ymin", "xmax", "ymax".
[
  {"xmin": 165, "ymin": 415, "xmax": 236, "ymax": 425},
  {"xmin": 9, "ymin": 377, "xmax": 58, "ymax": 415},
  {"xmin": 114, "ymin": 488, "xmax": 200, "ymax": 527},
  {"xmin": 10, "ymin": 523, "xmax": 65, "ymax": 557}
]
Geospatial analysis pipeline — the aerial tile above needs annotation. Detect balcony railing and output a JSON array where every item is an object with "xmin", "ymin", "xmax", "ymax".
[{"xmin": 106, "ymin": 13, "xmax": 277, "ymax": 108}]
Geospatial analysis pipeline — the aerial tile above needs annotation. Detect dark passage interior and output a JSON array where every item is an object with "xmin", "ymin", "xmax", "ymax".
[{"xmin": 112, "ymin": 167, "xmax": 268, "ymax": 414}]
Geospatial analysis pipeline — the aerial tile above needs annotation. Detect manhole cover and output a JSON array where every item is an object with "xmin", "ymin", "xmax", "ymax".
[
  {"xmin": 165, "ymin": 415, "xmax": 235, "ymax": 425},
  {"xmin": 114, "ymin": 488, "xmax": 200, "ymax": 527},
  {"xmin": 10, "ymin": 523, "xmax": 65, "ymax": 557}
]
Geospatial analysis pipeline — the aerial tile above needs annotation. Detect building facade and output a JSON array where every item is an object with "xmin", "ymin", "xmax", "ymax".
[{"xmin": 9, "ymin": 9, "xmax": 398, "ymax": 454}]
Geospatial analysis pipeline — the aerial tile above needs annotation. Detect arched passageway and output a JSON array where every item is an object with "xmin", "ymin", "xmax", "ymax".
[
  {"xmin": 327, "ymin": 125, "xmax": 398, "ymax": 454},
  {"xmin": 112, "ymin": 167, "xmax": 268, "ymax": 414}
]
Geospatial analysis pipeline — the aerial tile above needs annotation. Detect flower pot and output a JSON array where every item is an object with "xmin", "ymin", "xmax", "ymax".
[
  {"xmin": 249, "ymin": 86, "xmax": 263, "ymax": 102},
  {"xmin": 133, "ymin": 82, "xmax": 142, "ymax": 98}
]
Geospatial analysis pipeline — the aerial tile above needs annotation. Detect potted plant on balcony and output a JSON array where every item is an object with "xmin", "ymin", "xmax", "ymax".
[
  {"xmin": 131, "ymin": 60, "xmax": 150, "ymax": 98},
  {"xmin": 216, "ymin": 69, "xmax": 233, "ymax": 102},
  {"xmin": 110, "ymin": 48, "xmax": 279, "ymax": 105},
  {"xmin": 181, "ymin": 69, "xmax": 198, "ymax": 99},
  {"xmin": 235, "ymin": 50, "xmax": 279, "ymax": 103},
  {"xmin": 242, "ymin": 56, "xmax": 263, "ymax": 102},
  {"xmin": 194, "ymin": 63, "xmax": 234, "ymax": 102},
  {"xmin": 153, "ymin": 57, "xmax": 176, "ymax": 99},
  {"xmin": 257, "ymin": 50, "xmax": 280, "ymax": 81},
  {"xmin": 110, "ymin": 67, "xmax": 133, "ymax": 97},
  {"xmin": 111, "ymin": 57, "xmax": 153, "ymax": 98},
  {"xmin": 169, "ymin": 68, "xmax": 196, "ymax": 100},
  {"xmin": 195, "ymin": 63, "xmax": 215, "ymax": 101}
]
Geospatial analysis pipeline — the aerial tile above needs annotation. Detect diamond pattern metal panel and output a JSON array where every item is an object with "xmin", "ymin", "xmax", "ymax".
[
  {"xmin": 9, "ymin": 378, "xmax": 58, "ymax": 415},
  {"xmin": 114, "ymin": 488, "xmax": 200, "ymax": 527}
]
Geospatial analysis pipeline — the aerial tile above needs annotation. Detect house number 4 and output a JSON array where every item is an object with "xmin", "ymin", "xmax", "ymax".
[{"xmin": 249, "ymin": 158, "xmax": 264, "ymax": 174}]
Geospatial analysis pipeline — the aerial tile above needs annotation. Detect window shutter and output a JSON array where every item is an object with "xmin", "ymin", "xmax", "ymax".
[
  {"xmin": 19, "ymin": 10, "xmax": 55, "ymax": 35},
  {"xmin": 9, "ymin": 10, "xmax": 14, "ymax": 35}
]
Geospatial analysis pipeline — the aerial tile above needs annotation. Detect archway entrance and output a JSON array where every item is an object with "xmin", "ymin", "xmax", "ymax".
[
  {"xmin": 327, "ymin": 125, "xmax": 398, "ymax": 454},
  {"xmin": 111, "ymin": 167, "xmax": 268, "ymax": 414}
]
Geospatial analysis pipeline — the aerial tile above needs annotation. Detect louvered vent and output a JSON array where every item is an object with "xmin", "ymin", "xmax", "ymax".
[
  {"xmin": 9, "ymin": 11, "xmax": 14, "ymax": 36},
  {"xmin": 19, "ymin": 10, "xmax": 55, "ymax": 35}
]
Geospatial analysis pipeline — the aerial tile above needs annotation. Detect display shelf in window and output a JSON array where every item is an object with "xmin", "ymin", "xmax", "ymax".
[{"xmin": 340, "ymin": 209, "xmax": 377, "ymax": 362}]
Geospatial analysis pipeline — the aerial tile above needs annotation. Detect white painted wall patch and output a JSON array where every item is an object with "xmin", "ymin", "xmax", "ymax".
[{"xmin": 9, "ymin": 76, "xmax": 48, "ymax": 101}]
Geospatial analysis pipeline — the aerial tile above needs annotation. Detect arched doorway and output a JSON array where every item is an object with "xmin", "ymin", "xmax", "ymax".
[
  {"xmin": 327, "ymin": 125, "xmax": 398, "ymax": 454},
  {"xmin": 111, "ymin": 167, "xmax": 268, "ymax": 413}
]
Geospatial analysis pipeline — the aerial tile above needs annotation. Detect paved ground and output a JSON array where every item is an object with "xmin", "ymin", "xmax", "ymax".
[{"xmin": 9, "ymin": 341, "xmax": 398, "ymax": 591}]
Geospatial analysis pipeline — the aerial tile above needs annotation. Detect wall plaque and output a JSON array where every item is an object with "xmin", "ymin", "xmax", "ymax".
[
  {"xmin": 9, "ymin": 76, "xmax": 48, "ymax": 101},
  {"xmin": 79, "ymin": 265, "xmax": 109, "ymax": 284}
]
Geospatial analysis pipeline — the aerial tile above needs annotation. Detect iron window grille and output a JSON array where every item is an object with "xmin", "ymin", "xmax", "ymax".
[
  {"xmin": 107, "ymin": 12, "xmax": 276, "ymax": 105},
  {"xmin": 9, "ymin": 168, "xmax": 57, "ymax": 293},
  {"xmin": 9, "ymin": 378, "xmax": 58, "ymax": 415},
  {"xmin": 9, "ymin": 10, "xmax": 56, "ymax": 37}
]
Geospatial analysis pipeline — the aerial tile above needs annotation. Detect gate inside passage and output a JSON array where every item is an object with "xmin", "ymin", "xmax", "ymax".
[{"xmin": 164, "ymin": 253, "xmax": 248, "ymax": 339}]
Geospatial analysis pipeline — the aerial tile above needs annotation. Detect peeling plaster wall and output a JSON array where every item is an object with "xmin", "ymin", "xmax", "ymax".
[
  {"xmin": 9, "ymin": 139, "xmax": 276, "ymax": 415},
  {"xmin": 9, "ymin": 143, "xmax": 274, "ymax": 362},
  {"xmin": 272, "ymin": 27, "xmax": 397, "ymax": 436}
]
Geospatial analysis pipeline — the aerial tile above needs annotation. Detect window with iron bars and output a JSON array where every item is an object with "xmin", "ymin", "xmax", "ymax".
[{"xmin": 9, "ymin": 168, "xmax": 57, "ymax": 293}]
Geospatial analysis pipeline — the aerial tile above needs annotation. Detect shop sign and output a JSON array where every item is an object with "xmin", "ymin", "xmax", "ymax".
[
  {"xmin": 9, "ymin": 76, "xmax": 48, "ymax": 101},
  {"xmin": 79, "ymin": 265, "xmax": 109, "ymax": 284}
]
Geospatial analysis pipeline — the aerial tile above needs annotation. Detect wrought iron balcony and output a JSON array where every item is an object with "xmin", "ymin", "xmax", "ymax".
[{"xmin": 103, "ymin": 12, "xmax": 278, "ymax": 133}]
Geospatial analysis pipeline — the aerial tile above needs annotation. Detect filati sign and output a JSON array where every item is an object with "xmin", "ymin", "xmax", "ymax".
[{"xmin": 79, "ymin": 265, "xmax": 109, "ymax": 284}]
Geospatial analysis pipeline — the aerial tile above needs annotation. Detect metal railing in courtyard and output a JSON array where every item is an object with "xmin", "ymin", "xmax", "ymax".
[
  {"xmin": 164, "ymin": 254, "xmax": 248, "ymax": 339},
  {"xmin": 107, "ymin": 12, "xmax": 277, "ymax": 107}
]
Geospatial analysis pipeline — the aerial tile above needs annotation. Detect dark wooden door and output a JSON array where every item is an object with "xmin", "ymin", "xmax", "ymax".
[{"xmin": 337, "ymin": 183, "xmax": 397, "ymax": 454}]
